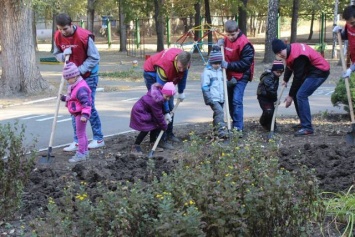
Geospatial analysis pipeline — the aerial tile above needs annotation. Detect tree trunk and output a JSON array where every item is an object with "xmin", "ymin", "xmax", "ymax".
[
  {"xmin": 238, "ymin": 0, "xmax": 248, "ymax": 36},
  {"xmin": 0, "ymin": 0, "xmax": 48, "ymax": 96},
  {"xmin": 308, "ymin": 13, "xmax": 314, "ymax": 40},
  {"xmin": 119, "ymin": 0, "xmax": 127, "ymax": 52},
  {"xmin": 263, "ymin": 0, "xmax": 279, "ymax": 63},
  {"xmin": 204, "ymin": 0, "xmax": 212, "ymax": 54},
  {"xmin": 154, "ymin": 0, "xmax": 164, "ymax": 52},
  {"xmin": 193, "ymin": 2, "xmax": 201, "ymax": 53},
  {"xmin": 290, "ymin": 0, "xmax": 299, "ymax": 43},
  {"xmin": 87, "ymin": 0, "xmax": 95, "ymax": 32},
  {"xmin": 32, "ymin": 10, "xmax": 38, "ymax": 51}
]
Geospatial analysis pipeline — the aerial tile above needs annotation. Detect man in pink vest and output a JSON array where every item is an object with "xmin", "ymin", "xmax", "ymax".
[
  {"xmin": 217, "ymin": 20, "xmax": 255, "ymax": 137},
  {"xmin": 272, "ymin": 39, "xmax": 330, "ymax": 136},
  {"xmin": 53, "ymin": 13, "xmax": 104, "ymax": 151},
  {"xmin": 143, "ymin": 48, "xmax": 191, "ymax": 150},
  {"xmin": 333, "ymin": 5, "xmax": 355, "ymax": 77}
]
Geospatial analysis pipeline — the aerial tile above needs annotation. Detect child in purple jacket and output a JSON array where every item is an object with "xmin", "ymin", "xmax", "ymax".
[
  {"xmin": 61, "ymin": 62, "xmax": 92, "ymax": 162},
  {"xmin": 130, "ymin": 82, "xmax": 176, "ymax": 155}
]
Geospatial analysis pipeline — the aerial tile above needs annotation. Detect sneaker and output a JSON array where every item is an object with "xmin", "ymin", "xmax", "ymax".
[
  {"xmin": 69, "ymin": 152, "xmax": 87, "ymax": 163},
  {"xmin": 167, "ymin": 134, "xmax": 181, "ymax": 143},
  {"xmin": 158, "ymin": 140, "xmax": 175, "ymax": 150},
  {"xmin": 292, "ymin": 124, "xmax": 302, "ymax": 130},
  {"xmin": 131, "ymin": 145, "xmax": 143, "ymax": 156},
  {"xmin": 63, "ymin": 142, "xmax": 78, "ymax": 152},
  {"xmin": 88, "ymin": 140, "xmax": 105, "ymax": 149},
  {"xmin": 294, "ymin": 129, "xmax": 314, "ymax": 137}
]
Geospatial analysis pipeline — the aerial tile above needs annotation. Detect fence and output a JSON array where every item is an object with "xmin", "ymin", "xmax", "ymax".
[{"xmin": 36, "ymin": 13, "xmax": 342, "ymax": 60}]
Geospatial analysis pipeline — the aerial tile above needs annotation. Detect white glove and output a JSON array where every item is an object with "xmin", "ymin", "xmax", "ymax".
[
  {"xmin": 332, "ymin": 25, "xmax": 342, "ymax": 33},
  {"xmin": 164, "ymin": 113, "xmax": 172, "ymax": 123},
  {"xmin": 63, "ymin": 47, "xmax": 72, "ymax": 55},
  {"xmin": 343, "ymin": 68, "xmax": 352, "ymax": 78},
  {"xmin": 217, "ymin": 38, "xmax": 224, "ymax": 46},
  {"xmin": 178, "ymin": 93, "xmax": 185, "ymax": 102}
]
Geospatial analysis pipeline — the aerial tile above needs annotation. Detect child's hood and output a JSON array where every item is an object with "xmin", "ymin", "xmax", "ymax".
[{"xmin": 149, "ymin": 83, "xmax": 164, "ymax": 102}]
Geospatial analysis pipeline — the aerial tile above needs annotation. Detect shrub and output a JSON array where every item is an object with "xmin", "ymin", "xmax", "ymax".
[
  {"xmin": 0, "ymin": 122, "xmax": 36, "ymax": 220},
  {"xmin": 331, "ymin": 74, "xmax": 355, "ymax": 113},
  {"xmin": 34, "ymin": 132, "xmax": 325, "ymax": 236}
]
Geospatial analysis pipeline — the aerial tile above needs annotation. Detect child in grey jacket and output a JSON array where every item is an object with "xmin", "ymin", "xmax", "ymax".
[{"xmin": 201, "ymin": 47, "xmax": 228, "ymax": 139}]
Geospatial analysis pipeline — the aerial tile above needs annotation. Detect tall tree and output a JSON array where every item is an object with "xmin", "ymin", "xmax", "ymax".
[
  {"xmin": 0, "ymin": 0, "xmax": 48, "ymax": 96},
  {"xmin": 87, "ymin": 0, "xmax": 96, "ymax": 33},
  {"xmin": 290, "ymin": 0, "xmax": 299, "ymax": 42},
  {"xmin": 154, "ymin": 0, "xmax": 165, "ymax": 52},
  {"xmin": 204, "ymin": 0, "xmax": 212, "ymax": 54},
  {"xmin": 119, "ymin": 0, "xmax": 127, "ymax": 52},
  {"xmin": 263, "ymin": 0, "xmax": 279, "ymax": 63},
  {"xmin": 239, "ymin": 0, "xmax": 248, "ymax": 35}
]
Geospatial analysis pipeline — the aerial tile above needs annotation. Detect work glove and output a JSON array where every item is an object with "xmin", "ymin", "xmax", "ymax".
[
  {"xmin": 164, "ymin": 113, "xmax": 172, "ymax": 124},
  {"xmin": 332, "ymin": 25, "xmax": 342, "ymax": 33},
  {"xmin": 63, "ymin": 47, "xmax": 72, "ymax": 56},
  {"xmin": 343, "ymin": 68, "xmax": 352, "ymax": 78},
  {"xmin": 60, "ymin": 94, "xmax": 67, "ymax": 102},
  {"xmin": 217, "ymin": 38, "xmax": 224, "ymax": 46},
  {"xmin": 178, "ymin": 93, "xmax": 185, "ymax": 102},
  {"xmin": 221, "ymin": 61, "xmax": 228, "ymax": 69}
]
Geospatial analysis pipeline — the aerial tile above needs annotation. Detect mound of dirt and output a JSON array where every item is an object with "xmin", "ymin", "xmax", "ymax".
[{"xmin": 2, "ymin": 114, "xmax": 355, "ymax": 236}]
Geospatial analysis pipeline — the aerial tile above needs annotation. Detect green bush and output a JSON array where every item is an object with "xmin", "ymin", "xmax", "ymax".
[
  {"xmin": 0, "ymin": 122, "xmax": 36, "ymax": 220},
  {"xmin": 331, "ymin": 74, "xmax": 355, "ymax": 113},
  {"xmin": 35, "ymin": 132, "xmax": 325, "ymax": 236}
]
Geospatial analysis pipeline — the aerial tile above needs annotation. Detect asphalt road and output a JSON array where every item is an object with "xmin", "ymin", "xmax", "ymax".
[{"xmin": 0, "ymin": 80, "xmax": 342, "ymax": 152}]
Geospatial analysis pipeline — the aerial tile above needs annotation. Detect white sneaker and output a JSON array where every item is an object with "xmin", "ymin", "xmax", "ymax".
[
  {"xmin": 69, "ymin": 152, "xmax": 87, "ymax": 163},
  {"xmin": 88, "ymin": 140, "xmax": 105, "ymax": 149},
  {"xmin": 63, "ymin": 142, "xmax": 78, "ymax": 152}
]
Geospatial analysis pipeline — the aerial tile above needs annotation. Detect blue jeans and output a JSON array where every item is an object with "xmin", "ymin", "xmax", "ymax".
[
  {"xmin": 296, "ymin": 76, "xmax": 327, "ymax": 131},
  {"xmin": 144, "ymin": 71, "xmax": 174, "ymax": 140},
  {"xmin": 227, "ymin": 79, "xmax": 248, "ymax": 130},
  {"xmin": 72, "ymin": 75, "xmax": 103, "ymax": 142}
]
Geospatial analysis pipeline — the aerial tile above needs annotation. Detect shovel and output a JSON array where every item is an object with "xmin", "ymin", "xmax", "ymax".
[
  {"xmin": 337, "ymin": 32, "xmax": 355, "ymax": 145},
  {"xmin": 268, "ymin": 85, "xmax": 286, "ymax": 141},
  {"xmin": 148, "ymin": 99, "xmax": 181, "ymax": 158},
  {"xmin": 221, "ymin": 46, "xmax": 232, "ymax": 137},
  {"xmin": 39, "ymin": 55, "xmax": 69, "ymax": 164}
]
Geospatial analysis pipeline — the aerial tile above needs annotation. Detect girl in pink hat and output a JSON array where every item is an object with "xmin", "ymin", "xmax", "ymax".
[
  {"xmin": 61, "ymin": 62, "xmax": 92, "ymax": 162},
  {"xmin": 129, "ymin": 82, "xmax": 176, "ymax": 155}
]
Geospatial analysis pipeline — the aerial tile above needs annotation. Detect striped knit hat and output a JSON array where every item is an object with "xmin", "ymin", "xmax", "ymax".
[
  {"xmin": 63, "ymin": 62, "xmax": 80, "ymax": 80},
  {"xmin": 271, "ymin": 60, "xmax": 284, "ymax": 71},
  {"xmin": 209, "ymin": 50, "xmax": 223, "ymax": 64}
]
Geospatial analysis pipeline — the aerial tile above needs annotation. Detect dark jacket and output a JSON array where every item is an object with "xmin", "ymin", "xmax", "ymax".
[
  {"xmin": 257, "ymin": 70, "xmax": 279, "ymax": 102},
  {"xmin": 130, "ymin": 83, "xmax": 168, "ymax": 132}
]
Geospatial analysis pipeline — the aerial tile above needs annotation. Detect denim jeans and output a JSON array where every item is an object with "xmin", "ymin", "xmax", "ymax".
[
  {"xmin": 144, "ymin": 71, "xmax": 175, "ymax": 140},
  {"xmin": 296, "ymin": 76, "xmax": 327, "ymax": 131},
  {"xmin": 227, "ymin": 79, "xmax": 248, "ymax": 130},
  {"xmin": 72, "ymin": 75, "xmax": 103, "ymax": 142}
]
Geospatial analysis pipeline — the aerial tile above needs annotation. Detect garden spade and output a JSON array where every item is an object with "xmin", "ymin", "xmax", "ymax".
[
  {"xmin": 337, "ymin": 32, "xmax": 355, "ymax": 145},
  {"xmin": 39, "ymin": 55, "xmax": 69, "ymax": 164},
  {"xmin": 148, "ymin": 99, "xmax": 181, "ymax": 158},
  {"xmin": 221, "ymin": 46, "xmax": 232, "ymax": 138},
  {"xmin": 268, "ymin": 84, "xmax": 286, "ymax": 141}
]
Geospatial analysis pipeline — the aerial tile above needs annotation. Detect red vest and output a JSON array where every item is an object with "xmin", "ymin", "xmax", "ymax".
[
  {"xmin": 224, "ymin": 34, "xmax": 254, "ymax": 81},
  {"xmin": 55, "ymin": 26, "xmax": 92, "ymax": 68},
  {"xmin": 345, "ymin": 24, "xmax": 355, "ymax": 63},
  {"xmin": 143, "ymin": 48, "xmax": 185, "ymax": 84},
  {"xmin": 286, "ymin": 43, "xmax": 330, "ymax": 71}
]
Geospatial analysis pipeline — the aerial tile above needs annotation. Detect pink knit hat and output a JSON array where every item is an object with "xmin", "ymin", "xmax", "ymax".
[
  {"xmin": 161, "ymin": 82, "xmax": 176, "ymax": 96},
  {"xmin": 63, "ymin": 62, "xmax": 80, "ymax": 80}
]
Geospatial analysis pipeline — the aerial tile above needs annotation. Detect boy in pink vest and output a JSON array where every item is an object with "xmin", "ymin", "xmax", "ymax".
[{"xmin": 272, "ymin": 39, "xmax": 330, "ymax": 136}]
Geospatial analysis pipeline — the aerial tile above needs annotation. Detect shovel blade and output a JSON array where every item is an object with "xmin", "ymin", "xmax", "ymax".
[
  {"xmin": 345, "ymin": 131, "xmax": 355, "ymax": 146},
  {"xmin": 147, "ymin": 150, "xmax": 154, "ymax": 158},
  {"xmin": 38, "ymin": 156, "xmax": 53, "ymax": 164}
]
